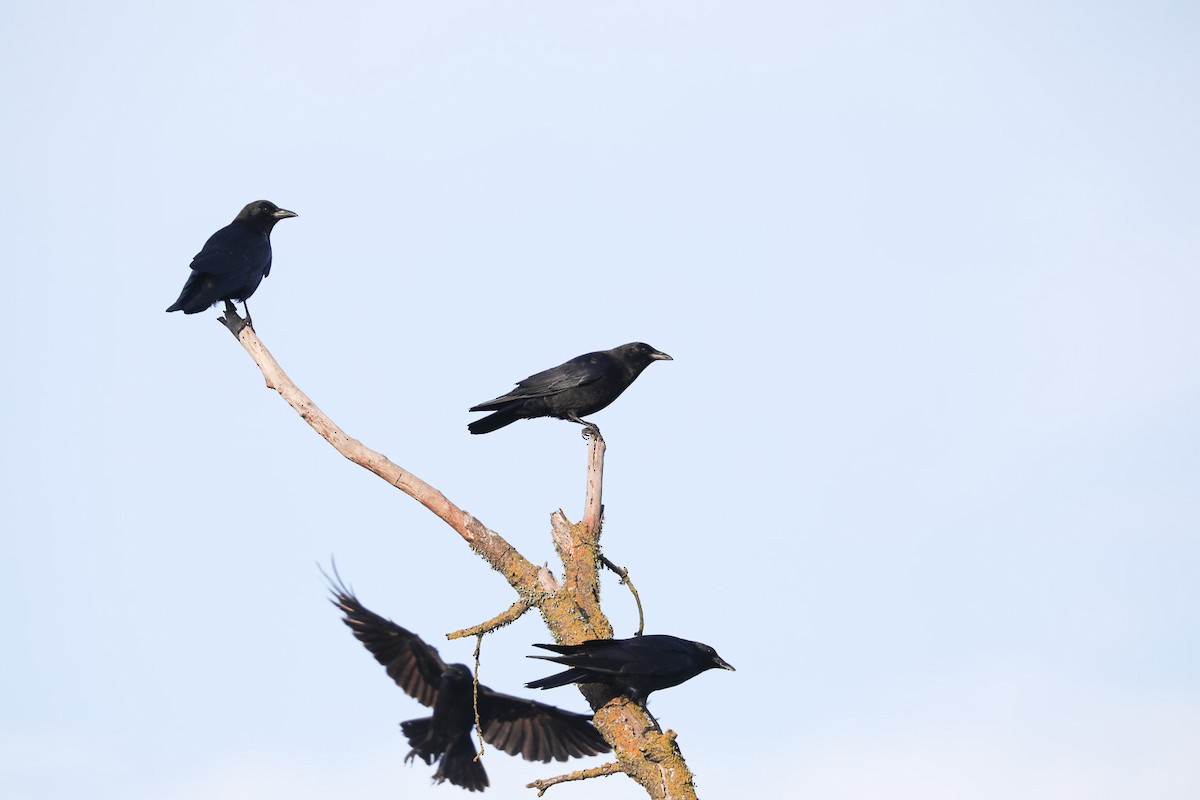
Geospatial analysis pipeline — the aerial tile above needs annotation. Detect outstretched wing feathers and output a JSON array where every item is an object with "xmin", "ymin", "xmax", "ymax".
[
  {"xmin": 330, "ymin": 586, "xmax": 447, "ymax": 707},
  {"xmin": 477, "ymin": 687, "xmax": 609, "ymax": 762},
  {"xmin": 330, "ymin": 574, "xmax": 612, "ymax": 767}
]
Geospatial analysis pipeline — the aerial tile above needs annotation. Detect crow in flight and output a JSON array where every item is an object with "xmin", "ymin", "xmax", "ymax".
[
  {"xmin": 468, "ymin": 342, "xmax": 672, "ymax": 439},
  {"xmin": 331, "ymin": 582, "xmax": 610, "ymax": 792},
  {"xmin": 526, "ymin": 635, "xmax": 735, "ymax": 705},
  {"xmin": 166, "ymin": 199, "xmax": 296, "ymax": 327}
]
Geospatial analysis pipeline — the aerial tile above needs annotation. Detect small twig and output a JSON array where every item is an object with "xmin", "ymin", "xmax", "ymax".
[
  {"xmin": 472, "ymin": 633, "xmax": 485, "ymax": 760},
  {"xmin": 526, "ymin": 761, "xmax": 627, "ymax": 796},
  {"xmin": 447, "ymin": 599, "xmax": 532, "ymax": 640},
  {"xmin": 600, "ymin": 555, "xmax": 645, "ymax": 636}
]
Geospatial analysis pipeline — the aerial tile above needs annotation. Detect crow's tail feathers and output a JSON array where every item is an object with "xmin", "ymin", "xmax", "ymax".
[
  {"xmin": 436, "ymin": 735, "xmax": 488, "ymax": 792},
  {"xmin": 165, "ymin": 272, "xmax": 216, "ymax": 314},
  {"xmin": 165, "ymin": 296, "xmax": 207, "ymax": 314},
  {"xmin": 467, "ymin": 408, "xmax": 520, "ymax": 435},
  {"xmin": 401, "ymin": 718, "xmax": 487, "ymax": 792},
  {"xmin": 524, "ymin": 665, "xmax": 590, "ymax": 691}
]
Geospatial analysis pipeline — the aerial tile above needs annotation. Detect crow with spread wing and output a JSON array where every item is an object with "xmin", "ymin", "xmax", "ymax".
[{"xmin": 330, "ymin": 580, "xmax": 610, "ymax": 792}]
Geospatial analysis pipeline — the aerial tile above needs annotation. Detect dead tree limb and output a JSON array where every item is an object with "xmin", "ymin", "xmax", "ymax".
[
  {"xmin": 218, "ymin": 311, "xmax": 541, "ymax": 593},
  {"xmin": 527, "ymin": 761, "xmax": 627, "ymax": 795},
  {"xmin": 448, "ymin": 600, "xmax": 532, "ymax": 640},
  {"xmin": 219, "ymin": 314, "xmax": 702, "ymax": 800}
]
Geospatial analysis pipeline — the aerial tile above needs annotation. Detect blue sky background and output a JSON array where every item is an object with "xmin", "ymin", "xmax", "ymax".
[{"xmin": 3, "ymin": 2, "xmax": 1198, "ymax": 798}]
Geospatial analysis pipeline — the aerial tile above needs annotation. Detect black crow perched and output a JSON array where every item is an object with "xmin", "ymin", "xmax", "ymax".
[
  {"xmin": 526, "ymin": 635, "xmax": 735, "ymax": 705},
  {"xmin": 468, "ymin": 342, "xmax": 672, "ymax": 438},
  {"xmin": 330, "ymin": 583, "xmax": 610, "ymax": 792},
  {"xmin": 166, "ymin": 200, "xmax": 296, "ymax": 327}
]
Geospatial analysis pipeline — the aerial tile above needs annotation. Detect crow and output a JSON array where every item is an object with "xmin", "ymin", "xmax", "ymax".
[
  {"xmin": 468, "ymin": 342, "xmax": 672, "ymax": 438},
  {"xmin": 526, "ymin": 635, "xmax": 735, "ymax": 705},
  {"xmin": 330, "ymin": 582, "xmax": 610, "ymax": 792},
  {"xmin": 166, "ymin": 199, "xmax": 296, "ymax": 327}
]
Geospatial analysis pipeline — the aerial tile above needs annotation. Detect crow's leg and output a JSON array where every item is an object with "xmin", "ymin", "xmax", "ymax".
[{"xmin": 628, "ymin": 696, "xmax": 662, "ymax": 734}]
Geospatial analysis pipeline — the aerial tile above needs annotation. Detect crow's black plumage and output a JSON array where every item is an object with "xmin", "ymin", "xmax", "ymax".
[
  {"xmin": 166, "ymin": 200, "xmax": 296, "ymax": 324},
  {"xmin": 468, "ymin": 342, "xmax": 672, "ymax": 437},
  {"xmin": 330, "ymin": 583, "xmax": 610, "ymax": 792},
  {"xmin": 526, "ymin": 635, "xmax": 735, "ymax": 704}
]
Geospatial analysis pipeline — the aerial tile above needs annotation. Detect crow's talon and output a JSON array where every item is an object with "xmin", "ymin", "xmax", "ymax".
[{"xmin": 218, "ymin": 301, "xmax": 249, "ymax": 337}]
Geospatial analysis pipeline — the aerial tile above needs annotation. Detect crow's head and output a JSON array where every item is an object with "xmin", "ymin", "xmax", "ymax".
[
  {"xmin": 696, "ymin": 642, "xmax": 735, "ymax": 673},
  {"xmin": 236, "ymin": 199, "xmax": 298, "ymax": 233},
  {"xmin": 617, "ymin": 342, "xmax": 674, "ymax": 369}
]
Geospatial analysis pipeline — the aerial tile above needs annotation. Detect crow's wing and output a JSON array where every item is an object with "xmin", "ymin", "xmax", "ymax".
[
  {"xmin": 189, "ymin": 223, "xmax": 270, "ymax": 278},
  {"xmin": 476, "ymin": 687, "xmax": 610, "ymax": 762},
  {"xmin": 330, "ymin": 585, "xmax": 448, "ymax": 707},
  {"xmin": 530, "ymin": 636, "xmax": 697, "ymax": 677},
  {"xmin": 470, "ymin": 352, "xmax": 615, "ymax": 409}
]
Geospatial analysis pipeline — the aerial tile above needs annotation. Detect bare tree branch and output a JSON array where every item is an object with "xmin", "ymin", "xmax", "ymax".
[
  {"xmin": 527, "ymin": 761, "xmax": 627, "ymax": 795},
  {"xmin": 448, "ymin": 599, "xmax": 532, "ymax": 640},
  {"xmin": 217, "ymin": 313, "xmax": 703, "ymax": 800},
  {"xmin": 220, "ymin": 316, "xmax": 541, "ymax": 595},
  {"xmin": 582, "ymin": 434, "xmax": 605, "ymax": 535}
]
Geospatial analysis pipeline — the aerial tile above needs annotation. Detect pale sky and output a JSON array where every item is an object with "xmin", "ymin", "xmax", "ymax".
[{"xmin": 3, "ymin": 2, "xmax": 1199, "ymax": 798}]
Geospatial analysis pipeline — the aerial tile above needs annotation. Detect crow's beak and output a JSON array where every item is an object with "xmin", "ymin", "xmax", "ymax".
[
  {"xmin": 651, "ymin": 350, "xmax": 673, "ymax": 361},
  {"xmin": 714, "ymin": 656, "xmax": 735, "ymax": 671},
  {"xmin": 273, "ymin": 208, "xmax": 298, "ymax": 219}
]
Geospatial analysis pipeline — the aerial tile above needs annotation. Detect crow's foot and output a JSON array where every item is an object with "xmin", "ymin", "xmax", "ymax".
[{"xmin": 218, "ymin": 300, "xmax": 249, "ymax": 337}]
